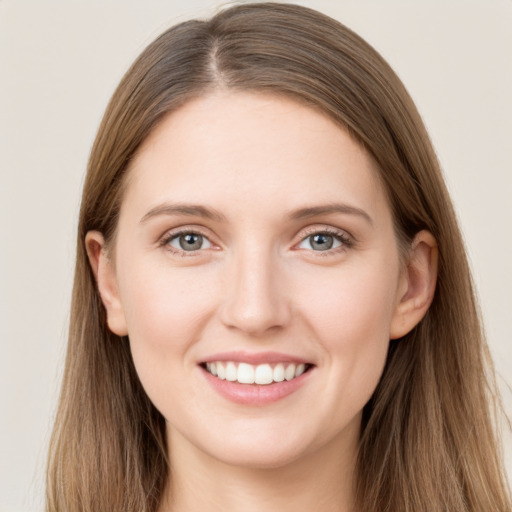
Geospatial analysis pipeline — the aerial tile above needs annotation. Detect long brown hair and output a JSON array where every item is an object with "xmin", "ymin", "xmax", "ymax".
[{"xmin": 46, "ymin": 3, "xmax": 511, "ymax": 511}]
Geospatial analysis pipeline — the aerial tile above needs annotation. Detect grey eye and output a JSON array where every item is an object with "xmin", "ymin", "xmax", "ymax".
[
  {"xmin": 298, "ymin": 233, "xmax": 342, "ymax": 251},
  {"xmin": 170, "ymin": 233, "xmax": 212, "ymax": 251}
]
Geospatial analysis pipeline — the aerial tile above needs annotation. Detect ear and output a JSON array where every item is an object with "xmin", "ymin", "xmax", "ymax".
[
  {"xmin": 390, "ymin": 230, "xmax": 438, "ymax": 339},
  {"xmin": 85, "ymin": 231, "xmax": 128, "ymax": 336}
]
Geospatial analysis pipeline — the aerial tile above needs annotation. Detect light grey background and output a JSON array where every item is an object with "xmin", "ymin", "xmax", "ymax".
[{"xmin": 1, "ymin": 1, "xmax": 511, "ymax": 510}]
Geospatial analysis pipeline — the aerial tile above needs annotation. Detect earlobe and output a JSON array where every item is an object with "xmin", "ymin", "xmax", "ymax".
[
  {"xmin": 390, "ymin": 230, "xmax": 438, "ymax": 339},
  {"xmin": 85, "ymin": 231, "xmax": 128, "ymax": 336}
]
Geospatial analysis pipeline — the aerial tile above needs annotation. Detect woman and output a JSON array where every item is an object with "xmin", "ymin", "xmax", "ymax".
[{"xmin": 46, "ymin": 3, "xmax": 511, "ymax": 511}]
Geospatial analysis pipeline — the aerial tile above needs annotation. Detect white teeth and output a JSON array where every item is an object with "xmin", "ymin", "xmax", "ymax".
[
  {"xmin": 295, "ymin": 363, "xmax": 306, "ymax": 377},
  {"xmin": 216, "ymin": 362, "xmax": 226, "ymax": 380},
  {"xmin": 237, "ymin": 363, "xmax": 255, "ymax": 384},
  {"xmin": 226, "ymin": 362, "xmax": 237, "ymax": 381},
  {"xmin": 254, "ymin": 364, "xmax": 273, "ymax": 385},
  {"xmin": 205, "ymin": 361, "xmax": 310, "ymax": 385},
  {"xmin": 285, "ymin": 364, "xmax": 296, "ymax": 381},
  {"xmin": 273, "ymin": 363, "xmax": 285, "ymax": 382}
]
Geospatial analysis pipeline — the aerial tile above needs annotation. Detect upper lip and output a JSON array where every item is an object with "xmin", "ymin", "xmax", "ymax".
[{"xmin": 201, "ymin": 351, "xmax": 313, "ymax": 365}]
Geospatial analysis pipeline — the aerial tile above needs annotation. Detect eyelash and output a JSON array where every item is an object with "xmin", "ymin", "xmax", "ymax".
[
  {"xmin": 158, "ymin": 226, "xmax": 353, "ymax": 257},
  {"xmin": 158, "ymin": 228, "xmax": 213, "ymax": 257},
  {"xmin": 298, "ymin": 226, "xmax": 353, "ymax": 255}
]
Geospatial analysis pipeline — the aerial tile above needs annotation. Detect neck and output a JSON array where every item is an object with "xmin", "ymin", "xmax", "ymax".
[{"xmin": 159, "ymin": 424, "xmax": 359, "ymax": 512}]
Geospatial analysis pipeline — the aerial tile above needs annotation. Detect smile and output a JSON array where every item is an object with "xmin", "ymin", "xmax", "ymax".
[{"xmin": 203, "ymin": 361, "xmax": 312, "ymax": 385}]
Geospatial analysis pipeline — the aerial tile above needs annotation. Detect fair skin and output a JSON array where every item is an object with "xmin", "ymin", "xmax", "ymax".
[{"xmin": 87, "ymin": 92, "xmax": 437, "ymax": 512}]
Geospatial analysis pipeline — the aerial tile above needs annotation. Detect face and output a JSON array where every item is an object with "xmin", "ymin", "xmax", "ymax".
[{"xmin": 98, "ymin": 92, "xmax": 411, "ymax": 469}]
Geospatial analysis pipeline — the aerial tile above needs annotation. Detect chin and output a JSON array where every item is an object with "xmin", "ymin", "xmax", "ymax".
[
  {"xmin": 211, "ymin": 443, "xmax": 308, "ymax": 470},
  {"xmin": 197, "ymin": 422, "xmax": 319, "ymax": 470}
]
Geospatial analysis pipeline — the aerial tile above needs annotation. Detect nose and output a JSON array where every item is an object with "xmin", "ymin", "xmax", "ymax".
[{"xmin": 219, "ymin": 246, "xmax": 291, "ymax": 337}]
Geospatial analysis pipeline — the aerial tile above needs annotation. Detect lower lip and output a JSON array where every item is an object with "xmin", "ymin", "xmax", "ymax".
[{"xmin": 200, "ymin": 366, "xmax": 314, "ymax": 405}]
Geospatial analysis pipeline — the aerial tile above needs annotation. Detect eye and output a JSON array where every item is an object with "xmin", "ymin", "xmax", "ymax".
[
  {"xmin": 297, "ymin": 231, "xmax": 347, "ymax": 252},
  {"xmin": 168, "ymin": 232, "xmax": 212, "ymax": 252}
]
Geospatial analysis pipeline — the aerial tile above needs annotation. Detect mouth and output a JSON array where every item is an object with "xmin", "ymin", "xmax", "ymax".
[{"xmin": 200, "ymin": 361, "xmax": 314, "ymax": 385}]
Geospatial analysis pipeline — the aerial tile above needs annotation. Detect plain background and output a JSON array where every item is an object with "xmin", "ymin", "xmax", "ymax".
[{"xmin": 1, "ymin": 1, "xmax": 511, "ymax": 510}]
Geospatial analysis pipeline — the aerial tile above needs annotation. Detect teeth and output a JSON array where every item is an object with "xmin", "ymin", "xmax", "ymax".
[
  {"xmin": 273, "ymin": 363, "xmax": 285, "ymax": 382},
  {"xmin": 204, "ymin": 361, "xmax": 310, "ymax": 385},
  {"xmin": 295, "ymin": 363, "xmax": 306, "ymax": 377},
  {"xmin": 255, "ymin": 364, "xmax": 273, "ymax": 385},
  {"xmin": 285, "ymin": 364, "xmax": 295, "ymax": 381},
  {"xmin": 237, "ymin": 363, "xmax": 254, "ymax": 384},
  {"xmin": 216, "ymin": 362, "xmax": 226, "ymax": 380},
  {"xmin": 225, "ymin": 362, "xmax": 237, "ymax": 381}
]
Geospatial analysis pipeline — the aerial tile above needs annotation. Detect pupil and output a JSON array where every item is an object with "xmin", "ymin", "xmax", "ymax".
[
  {"xmin": 180, "ymin": 233, "xmax": 202, "ymax": 251},
  {"xmin": 311, "ymin": 234, "xmax": 333, "ymax": 250}
]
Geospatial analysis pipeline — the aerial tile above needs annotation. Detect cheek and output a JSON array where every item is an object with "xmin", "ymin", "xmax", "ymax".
[
  {"xmin": 299, "ymin": 262, "xmax": 398, "ymax": 344},
  {"xmin": 116, "ymin": 261, "xmax": 219, "ymax": 393},
  {"xmin": 120, "ymin": 262, "xmax": 216, "ymax": 340},
  {"xmin": 296, "ymin": 260, "xmax": 398, "ymax": 399},
  {"xmin": 115, "ymin": 260, "xmax": 223, "ymax": 421}
]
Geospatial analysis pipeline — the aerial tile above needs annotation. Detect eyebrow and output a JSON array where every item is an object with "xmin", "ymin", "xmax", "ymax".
[
  {"xmin": 140, "ymin": 203, "xmax": 227, "ymax": 223},
  {"xmin": 288, "ymin": 203, "xmax": 373, "ymax": 225},
  {"xmin": 139, "ymin": 201, "xmax": 372, "ymax": 225}
]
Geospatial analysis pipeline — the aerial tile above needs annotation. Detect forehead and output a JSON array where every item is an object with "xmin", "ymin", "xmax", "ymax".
[{"xmin": 123, "ymin": 91, "xmax": 388, "ymax": 223}]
